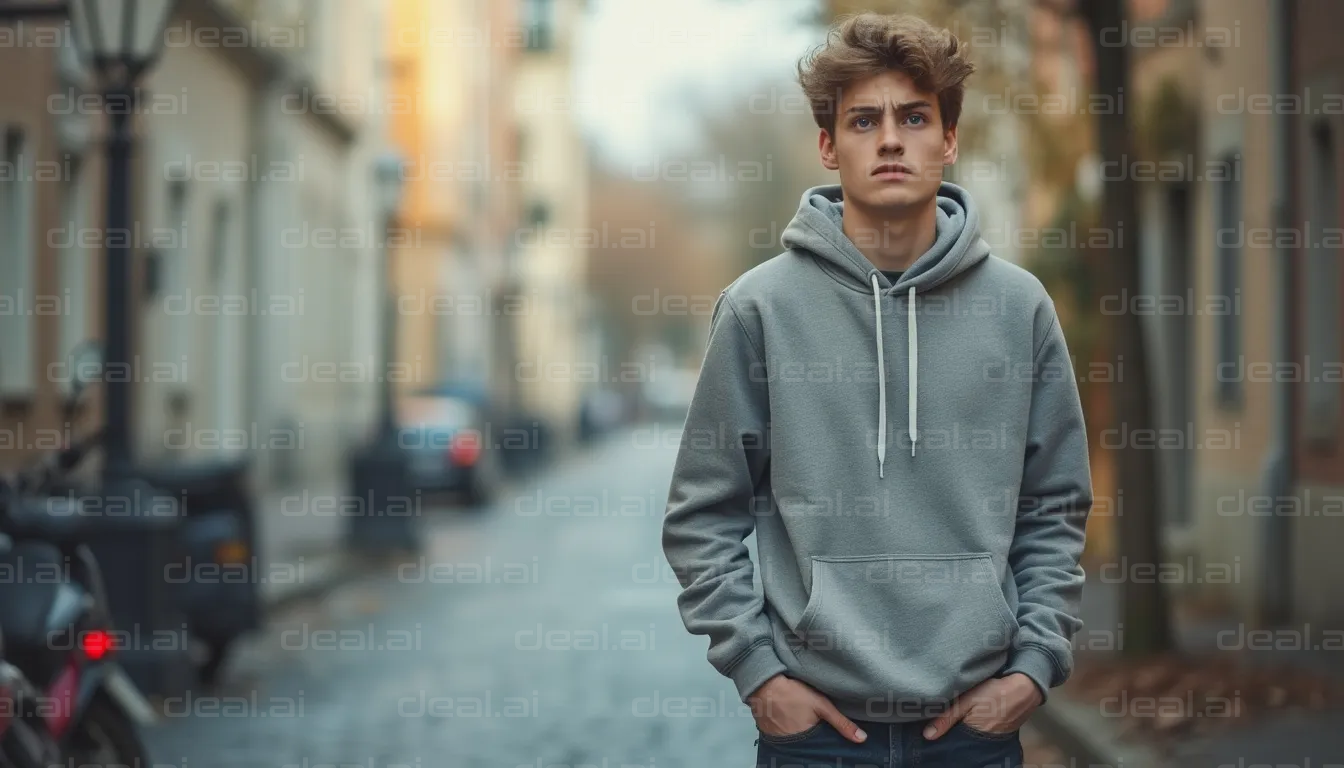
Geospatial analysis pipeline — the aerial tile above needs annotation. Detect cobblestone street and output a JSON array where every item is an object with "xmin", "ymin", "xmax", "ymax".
[{"xmin": 143, "ymin": 428, "xmax": 1060, "ymax": 767}]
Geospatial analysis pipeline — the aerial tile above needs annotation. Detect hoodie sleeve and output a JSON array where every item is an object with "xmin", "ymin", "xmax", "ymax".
[
  {"xmin": 661, "ymin": 291, "xmax": 787, "ymax": 702},
  {"xmin": 1000, "ymin": 305, "xmax": 1093, "ymax": 704}
]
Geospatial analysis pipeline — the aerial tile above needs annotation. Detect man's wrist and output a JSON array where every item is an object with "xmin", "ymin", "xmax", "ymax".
[
  {"xmin": 1005, "ymin": 672, "xmax": 1045, "ymax": 706},
  {"xmin": 747, "ymin": 673, "xmax": 786, "ymax": 702},
  {"xmin": 729, "ymin": 643, "xmax": 788, "ymax": 703},
  {"xmin": 999, "ymin": 645, "xmax": 1059, "ymax": 705}
]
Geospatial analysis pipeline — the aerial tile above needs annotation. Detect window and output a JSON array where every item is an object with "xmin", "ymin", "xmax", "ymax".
[
  {"xmin": 58, "ymin": 156, "xmax": 91, "ymax": 362},
  {"xmin": 166, "ymin": 179, "xmax": 190, "ymax": 381},
  {"xmin": 208, "ymin": 198, "xmax": 233, "ymax": 432},
  {"xmin": 0, "ymin": 127, "xmax": 35, "ymax": 398},
  {"xmin": 1213, "ymin": 151, "xmax": 1242, "ymax": 408},
  {"xmin": 527, "ymin": 200, "xmax": 550, "ymax": 228},
  {"xmin": 523, "ymin": 0, "xmax": 554, "ymax": 52},
  {"xmin": 208, "ymin": 198, "xmax": 228, "ymax": 285},
  {"xmin": 1304, "ymin": 122, "xmax": 1341, "ymax": 448}
]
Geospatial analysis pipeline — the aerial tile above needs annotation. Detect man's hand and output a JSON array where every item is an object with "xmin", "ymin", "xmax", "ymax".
[
  {"xmin": 747, "ymin": 674, "xmax": 868, "ymax": 743},
  {"xmin": 922, "ymin": 673, "xmax": 1043, "ymax": 740}
]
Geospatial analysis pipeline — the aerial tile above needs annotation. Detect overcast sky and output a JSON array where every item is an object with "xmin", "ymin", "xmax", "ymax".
[{"xmin": 574, "ymin": 0, "xmax": 821, "ymax": 171}]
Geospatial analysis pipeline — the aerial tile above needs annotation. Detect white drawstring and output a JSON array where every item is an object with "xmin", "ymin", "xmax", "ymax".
[
  {"xmin": 871, "ymin": 275, "xmax": 918, "ymax": 477},
  {"xmin": 870, "ymin": 274, "xmax": 886, "ymax": 478},
  {"xmin": 908, "ymin": 285, "xmax": 918, "ymax": 457}
]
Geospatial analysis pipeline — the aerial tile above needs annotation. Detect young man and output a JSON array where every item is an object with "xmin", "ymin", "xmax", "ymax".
[{"xmin": 661, "ymin": 13, "xmax": 1093, "ymax": 767}]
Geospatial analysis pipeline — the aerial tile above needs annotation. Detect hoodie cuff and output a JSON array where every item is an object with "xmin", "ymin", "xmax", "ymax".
[
  {"xmin": 999, "ymin": 646, "xmax": 1058, "ymax": 704},
  {"xmin": 727, "ymin": 642, "xmax": 788, "ymax": 703}
]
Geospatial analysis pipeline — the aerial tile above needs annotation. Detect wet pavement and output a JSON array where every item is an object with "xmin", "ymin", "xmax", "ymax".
[{"xmin": 143, "ymin": 426, "xmax": 1061, "ymax": 767}]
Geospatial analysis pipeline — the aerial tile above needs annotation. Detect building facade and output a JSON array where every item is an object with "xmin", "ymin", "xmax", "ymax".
[
  {"xmin": 511, "ymin": 0, "xmax": 595, "ymax": 445},
  {"xmin": 0, "ymin": 13, "xmax": 101, "ymax": 469}
]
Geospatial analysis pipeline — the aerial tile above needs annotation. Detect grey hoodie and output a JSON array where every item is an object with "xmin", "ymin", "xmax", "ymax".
[{"xmin": 661, "ymin": 181, "xmax": 1092, "ymax": 724}]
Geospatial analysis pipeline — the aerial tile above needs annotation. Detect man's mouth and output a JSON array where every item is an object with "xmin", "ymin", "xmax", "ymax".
[{"xmin": 871, "ymin": 162, "xmax": 915, "ymax": 180}]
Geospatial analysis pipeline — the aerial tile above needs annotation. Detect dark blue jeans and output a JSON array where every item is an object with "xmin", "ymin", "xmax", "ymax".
[{"xmin": 755, "ymin": 717, "xmax": 1022, "ymax": 768}]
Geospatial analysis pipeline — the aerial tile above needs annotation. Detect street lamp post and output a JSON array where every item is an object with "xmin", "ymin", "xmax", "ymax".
[
  {"xmin": 102, "ymin": 87, "xmax": 134, "ymax": 480},
  {"xmin": 374, "ymin": 152, "xmax": 406, "ymax": 445},
  {"xmin": 70, "ymin": 0, "xmax": 176, "ymax": 483},
  {"xmin": 68, "ymin": 0, "xmax": 191, "ymax": 696},
  {"xmin": 345, "ymin": 152, "xmax": 417, "ymax": 554}
]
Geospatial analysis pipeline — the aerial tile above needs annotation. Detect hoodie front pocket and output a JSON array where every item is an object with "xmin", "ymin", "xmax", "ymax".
[{"xmin": 793, "ymin": 553, "xmax": 1017, "ymax": 710}]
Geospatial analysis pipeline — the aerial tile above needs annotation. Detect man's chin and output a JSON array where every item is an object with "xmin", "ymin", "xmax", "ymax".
[{"xmin": 850, "ymin": 184, "xmax": 937, "ymax": 213}]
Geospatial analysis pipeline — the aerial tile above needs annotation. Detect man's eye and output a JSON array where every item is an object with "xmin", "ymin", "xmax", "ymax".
[
  {"xmin": 906, "ymin": 114, "xmax": 927, "ymax": 125},
  {"xmin": 854, "ymin": 117, "xmax": 873, "ymax": 128}
]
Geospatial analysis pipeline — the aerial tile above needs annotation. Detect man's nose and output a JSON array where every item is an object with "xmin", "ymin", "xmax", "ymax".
[{"xmin": 878, "ymin": 118, "xmax": 903, "ymax": 154}]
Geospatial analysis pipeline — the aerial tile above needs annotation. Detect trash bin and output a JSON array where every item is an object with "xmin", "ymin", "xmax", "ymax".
[
  {"xmin": 345, "ymin": 435, "xmax": 419, "ymax": 554},
  {"xmin": 82, "ymin": 476, "xmax": 194, "ymax": 697},
  {"xmin": 136, "ymin": 457, "xmax": 261, "ymax": 681}
]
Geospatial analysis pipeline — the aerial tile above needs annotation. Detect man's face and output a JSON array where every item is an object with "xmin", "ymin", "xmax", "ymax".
[{"xmin": 820, "ymin": 69, "xmax": 958, "ymax": 213}]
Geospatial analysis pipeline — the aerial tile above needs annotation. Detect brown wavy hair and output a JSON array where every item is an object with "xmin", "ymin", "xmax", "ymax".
[{"xmin": 797, "ymin": 13, "xmax": 976, "ymax": 136}]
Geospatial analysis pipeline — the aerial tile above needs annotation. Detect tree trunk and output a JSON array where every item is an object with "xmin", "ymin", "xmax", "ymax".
[{"xmin": 1079, "ymin": 0, "xmax": 1172, "ymax": 655}]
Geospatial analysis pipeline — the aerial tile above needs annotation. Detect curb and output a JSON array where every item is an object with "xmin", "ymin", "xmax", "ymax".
[{"xmin": 1032, "ymin": 695, "xmax": 1166, "ymax": 768}]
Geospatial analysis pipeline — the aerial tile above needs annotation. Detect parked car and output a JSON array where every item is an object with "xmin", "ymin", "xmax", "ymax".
[
  {"xmin": 578, "ymin": 386, "xmax": 627, "ymax": 443},
  {"xmin": 397, "ymin": 390, "xmax": 505, "ymax": 507}
]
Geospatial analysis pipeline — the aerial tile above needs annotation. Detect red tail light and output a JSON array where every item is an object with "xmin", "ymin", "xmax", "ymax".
[
  {"xmin": 80, "ymin": 630, "xmax": 113, "ymax": 661},
  {"xmin": 447, "ymin": 431, "xmax": 481, "ymax": 467}
]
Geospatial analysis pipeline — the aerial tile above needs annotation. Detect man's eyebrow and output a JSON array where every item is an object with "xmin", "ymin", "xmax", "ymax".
[{"xmin": 843, "ymin": 100, "xmax": 935, "ymax": 115}]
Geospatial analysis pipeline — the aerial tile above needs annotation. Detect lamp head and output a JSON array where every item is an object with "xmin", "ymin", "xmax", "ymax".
[{"xmin": 69, "ymin": 0, "xmax": 177, "ymax": 88}]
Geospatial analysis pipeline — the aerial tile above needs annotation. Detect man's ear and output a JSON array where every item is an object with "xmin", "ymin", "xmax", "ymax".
[
  {"xmin": 820, "ymin": 129, "xmax": 840, "ymax": 171},
  {"xmin": 943, "ymin": 124, "xmax": 959, "ymax": 166}
]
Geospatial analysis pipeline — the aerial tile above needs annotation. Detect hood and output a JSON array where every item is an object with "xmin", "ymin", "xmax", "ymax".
[
  {"xmin": 780, "ymin": 180, "xmax": 990, "ymax": 294},
  {"xmin": 779, "ymin": 181, "xmax": 991, "ymax": 475}
]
